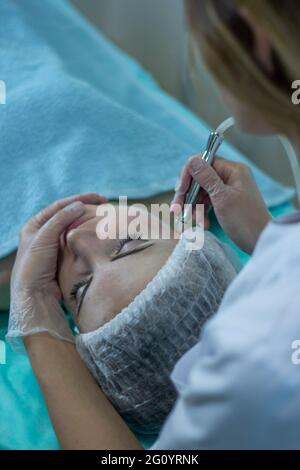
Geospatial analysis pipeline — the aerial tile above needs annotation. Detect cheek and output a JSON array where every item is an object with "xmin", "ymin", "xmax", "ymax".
[
  {"xmin": 79, "ymin": 261, "xmax": 151, "ymax": 333},
  {"xmin": 222, "ymin": 93, "xmax": 251, "ymax": 129},
  {"xmin": 78, "ymin": 288, "xmax": 115, "ymax": 333},
  {"xmin": 96, "ymin": 263, "xmax": 143, "ymax": 312},
  {"xmin": 78, "ymin": 265, "xmax": 127, "ymax": 332},
  {"xmin": 77, "ymin": 244, "xmax": 174, "ymax": 333}
]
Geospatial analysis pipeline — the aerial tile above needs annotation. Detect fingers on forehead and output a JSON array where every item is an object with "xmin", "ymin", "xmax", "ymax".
[
  {"xmin": 38, "ymin": 203, "xmax": 84, "ymax": 239},
  {"xmin": 26, "ymin": 193, "xmax": 105, "ymax": 231}
]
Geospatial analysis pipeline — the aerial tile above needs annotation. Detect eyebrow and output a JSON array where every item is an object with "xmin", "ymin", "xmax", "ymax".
[{"xmin": 110, "ymin": 240, "xmax": 154, "ymax": 262}]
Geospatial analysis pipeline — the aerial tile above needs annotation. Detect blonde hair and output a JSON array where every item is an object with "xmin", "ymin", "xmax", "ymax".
[{"xmin": 185, "ymin": 0, "xmax": 300, "ymax": 135}]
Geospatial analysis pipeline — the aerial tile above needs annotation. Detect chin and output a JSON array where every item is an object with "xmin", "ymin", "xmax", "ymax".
[
  {"xmin": 234, "ymin": 115, "xmax": 276, "ymax": 136},
  {"xmin": 222, "ymin": 90, "xmax": 277, "ymax": 136}
]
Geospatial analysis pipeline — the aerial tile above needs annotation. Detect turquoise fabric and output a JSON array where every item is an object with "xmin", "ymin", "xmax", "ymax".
[
  {"xmin": 0, "ymin": 315, "xmax": 59, "ymax": 450},
  {"xmin": 0, "ymin": 0, "xmax": 294, "ymax": 259},
  {"xmin": 0, "ymin": 0, "xmax": 296, "ymax": 451},
  {"xmin": 0, "ymin": 202, "xmax": 295, "ymax": 450}
]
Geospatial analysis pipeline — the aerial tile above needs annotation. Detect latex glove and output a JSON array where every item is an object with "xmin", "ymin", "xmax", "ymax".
[
  {"xmin": 6, "ymin": 193, "xmax": 107, "ymax": 350},
  {"xmin": 171, "ymin": 155, "xmax": 271, "ymax": 254}
]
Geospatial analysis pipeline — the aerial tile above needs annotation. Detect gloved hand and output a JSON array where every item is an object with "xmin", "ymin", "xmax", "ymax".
[
  {"xmin": 171, "ymin": 155, "xmax": 271, "ymax": 254},
  {"xmin": 6, "ymin": 193, "xmax": 107, "ymax": 350}
]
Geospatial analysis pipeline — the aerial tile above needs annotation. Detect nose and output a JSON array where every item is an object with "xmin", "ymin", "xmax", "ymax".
[{"xmin": 66, "ymin": 221, "xmax": 100, "ymax": 259}]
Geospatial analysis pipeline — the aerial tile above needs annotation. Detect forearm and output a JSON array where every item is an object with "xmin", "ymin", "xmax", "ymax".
[{"xmin": 24, "ymin": 334, "xmax": 141, "ymax": 450}]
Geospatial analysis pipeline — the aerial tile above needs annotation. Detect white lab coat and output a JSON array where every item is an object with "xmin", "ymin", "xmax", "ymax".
[{"xmin": 153, "ymin": 212, "xmax": 300, "ymax": 449}]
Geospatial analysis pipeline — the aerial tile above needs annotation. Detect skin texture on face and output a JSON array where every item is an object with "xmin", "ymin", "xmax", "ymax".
[{"xmin": 58, "ymin": 204, "xmax": 177, "ymax": 333}]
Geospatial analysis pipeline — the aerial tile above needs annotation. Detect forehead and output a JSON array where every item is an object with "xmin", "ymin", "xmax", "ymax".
[
  {"xmin": 96, "ymin": 203, "xmax": 150, "ymax": 218},
  {"xmin": 95, "ymin": 203, "xmax": 161, "ymax": 238}
]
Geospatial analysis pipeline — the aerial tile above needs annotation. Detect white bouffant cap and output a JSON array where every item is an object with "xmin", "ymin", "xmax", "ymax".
[{"xmin": 76, "ymin": 229, "xmax": 237, "ymax": 434}]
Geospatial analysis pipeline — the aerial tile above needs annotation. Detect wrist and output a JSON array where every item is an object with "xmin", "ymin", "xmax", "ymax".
[
  {"xmin": 24, "ymin": 332, "xmax": 54, "ymax": 347},
  {"xmin": 8, "ymin": 290, "xmax": 74, "ymax": 346},
  {"xmin": 24, "ymin": 333, "xmax": 76, "ymax": 361},
  {"xmin": 24, "ymin": 334, "xmax": 77, "ymax": 383}
]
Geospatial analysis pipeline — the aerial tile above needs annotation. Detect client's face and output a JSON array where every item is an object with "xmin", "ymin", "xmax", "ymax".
[{"xmin": 58, "ymin": 204, "xmax": 177, "ymax": 333}]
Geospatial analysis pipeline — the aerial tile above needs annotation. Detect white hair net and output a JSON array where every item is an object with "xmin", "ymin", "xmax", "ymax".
[{"xmin": 76, "ymin": 230, "xmax": 238, "ymax": 434}]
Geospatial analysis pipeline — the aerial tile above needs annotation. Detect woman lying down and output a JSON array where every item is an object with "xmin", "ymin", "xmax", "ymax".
[
  {"xmin": 58, "ymin": 201, "xmax": 237, "ymax": 434},
  {"xmin": 8, "ymin": 198, "xmax": 237, "ymax": 435}
]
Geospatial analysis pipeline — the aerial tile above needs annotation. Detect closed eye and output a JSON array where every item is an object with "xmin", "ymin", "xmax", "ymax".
[
  {"xmin": 69, "ymin": 236, "xmax": 154, "ymax": 318},
  {"xmin": 110, "ymin": 235, "xmax": 154, "ymax": 261},
  {"xmin": 69, "ymin": 276, "xmax": 92, "ymax": 318}
]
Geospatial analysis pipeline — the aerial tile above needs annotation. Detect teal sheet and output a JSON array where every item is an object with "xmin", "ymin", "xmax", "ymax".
[
  {"xmin": 1, "ymin": 0, "xmax": 294, "ymax": 261},
  {"xmin": 0, "ymin": 202, "xmax": 295, "ymax": 449}
]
